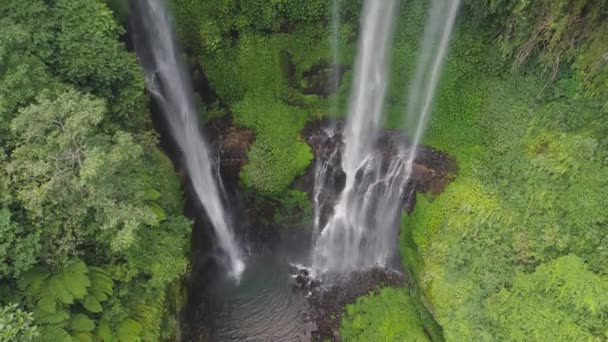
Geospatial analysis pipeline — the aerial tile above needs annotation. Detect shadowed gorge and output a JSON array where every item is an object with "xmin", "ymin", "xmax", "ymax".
[{"xmin": 1, "ymin": 0, "xmax": 607, "ymax": 341}]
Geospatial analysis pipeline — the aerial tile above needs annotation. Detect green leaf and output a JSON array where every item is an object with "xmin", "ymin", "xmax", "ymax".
[
  {"xmin": 62, "ymin": 260, "xmax": 91, "ymax": 300},
  {"xmin": 95, "ymin": 322, "xmax": 113, "ymax": 342},
  {"xmin": 71, "ymin": 332, "xmax": 93, "ymax": 342},
  {"xmin": 36, "ymin": 326, "xmax": 71, "ymax": 342},
  {"xmin": 82, "ymin": 295, "xmax": 102, "ymax": 313},
  {"xmin": 149, "ymin": 202, "xmax": 166, "ymax": 222},
  {"xmin": 18, "ymin": 267, "xmax": 50, "ymax": 294},
  {"xmin": 143, "ymin": 189, "xmax": 161, "ymax": 201},
  {"xmin": 89, "ymin": 267, "xmax": 113, "ymax": 302},
  {"xmin": 70, "ymin": 314, "xmax": 95, "ymax": 332},
  {"xmin": 36, "ymin": 309, "xmax": 69, "ymax": 324},
  {"xmin": 37, "ymin": 295, "xmax": 57, "ymax": 314},
  {"xmin": 117, "ymin": 319, "xmax": 142, "ymax": 342}
]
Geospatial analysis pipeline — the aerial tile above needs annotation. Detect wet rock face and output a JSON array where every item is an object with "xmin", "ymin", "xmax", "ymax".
[
  {"xmin": 297, "ymin": 119, "xmax": 457, "ymax": 225},
  {"xmin": 207, "ymin": 116, "xmax": 255, "ymax": 185},
  {"xmin": 300, "ymin": 64, "xmax": 347, "ymax": 97},
  {"xmin": 291, "ymin": 267, "xmax": 406, "ymax": 342}
]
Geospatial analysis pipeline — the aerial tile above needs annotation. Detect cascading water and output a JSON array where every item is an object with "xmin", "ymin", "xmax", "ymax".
[
  {"xmin": 312, "ymin": 0, "xmax": 398, "ymax": 275},
  {"xmin": 403, "ymin": 0, "xmax": 461, "ymax": 175},
  {"xmin": 311, "ymin": 0, "xmax": 344, "ymax": 246},
  {"xmin": 132, "ymin": 0, "xmax": 244, "ymax": 280},
  {"xmin": 311, "ymin": 0, "xmax": 461, "ymax": 277}
]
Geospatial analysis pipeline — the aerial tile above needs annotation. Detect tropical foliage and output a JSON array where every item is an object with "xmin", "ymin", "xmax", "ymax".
[
  {"xmin": 0, "ymin": 0, "xmax": 190, "ymax": 340},
  {"xmin": 2, "ymin": 0, "xmax": 608, "ymax": 341}
]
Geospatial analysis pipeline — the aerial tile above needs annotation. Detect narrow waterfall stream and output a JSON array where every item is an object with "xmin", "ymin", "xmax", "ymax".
[
  {"xmin": 132, "ymin": 0, "xmax": 244, "ymax": 279},
  {"xmin": 311, "ymin": 0, "xmax": 461, "ymax": 278},
  {"xmin": 312, "ymin": 0, "xmax": 399, "ymax": 275}
]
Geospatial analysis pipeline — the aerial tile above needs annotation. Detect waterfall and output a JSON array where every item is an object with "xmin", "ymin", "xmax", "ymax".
[
  {"xmin": 403, "ymin": 0, "xmax": 461, "ymax": 175},
  {"xmin": 311, "ymin": 0, "xmax": 343, "ymax": 246},
  {"xmin": 312, "ymin": 0, "xmax": 398, "ymax": 275},
  {"xmin": 311, "ymin": 0, "xmax": 460, "ymax": 277},
  {"xmin": 132, "ymin": 0, "xmax": 244, "ymax": 280}
]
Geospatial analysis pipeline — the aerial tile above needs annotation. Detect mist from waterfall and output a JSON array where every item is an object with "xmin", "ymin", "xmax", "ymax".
[
  {"xmin": 311, "ymin": 0, "xmax": 461, "ymax": 276},
  {"xmin": 312, "ymin": 0, "xmax": 398, "ymax": 275},
  {"xmin": 133, "ymin": 0, "xmax": 244, "ymax": 280}
]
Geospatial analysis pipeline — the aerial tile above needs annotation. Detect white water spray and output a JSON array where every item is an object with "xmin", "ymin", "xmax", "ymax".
[
  {"xmin": 311, "ymin": 0, "xmax": 461, "ymax": 276},
  {"xmin": 133, "ymin": 0, "xmax": 244, "ymax": 280},
  {"xmin": 312, "ymin": 0, "xmax": 398, "ymax": 275}
]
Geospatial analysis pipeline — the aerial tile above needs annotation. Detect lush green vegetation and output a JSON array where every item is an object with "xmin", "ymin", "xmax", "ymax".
[
  {"xmin": 1, "ymin": 1, "xmax": 190, "ymax": 340},
  {"xmin": 338, "ymin": 0, "xmax": 608, "ymax": 341},
  {"xmin": 171, "ymin": 0, "xmax": 359, "ymax": 194},
  {"xmin": 341, "ymin": 287, "xmax": 430, "ymax": 342},
  {"xmin": 2, "ymin": 0, "xmax": 608, "ymax": 341}
]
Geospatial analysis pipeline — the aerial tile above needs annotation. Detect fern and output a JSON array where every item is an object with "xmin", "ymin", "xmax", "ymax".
[
  {"xmin": 82, "ymin": 296, "xmax": 102, "ymax": 313},
  {"xmin": 132, "ymin": 303, "xmax": 162, "ymax": 340},
  {"xmin": 70, "ymin": 314, "xmax": 95, "ymax": 332},
  {"xmin": 35, "ymin": 325, "xmax": 71, "ymax": 342},
  {"xmin": 47, "ymin": 276, "xmax": 74, "ymax": 305},
  {"xmin": 71, "ymin": 332, "xmax": 94, "ymax": 342},
  {"xmin": 95, "ymin": 321, "xmax": 113, "ymax": 342},
  {"xmin": 117, "ymin": 318, "xmax": 142, "ymax": 342},
  {"xmin": 17, "ymin": 267, "xmax": 50, "ymax": 295},
  {"xmin": 34, "ymin": 308, "xmax": 69, "ymax": 324},
  {"xmin": 61, "ymin": 261, "xmax": 90, "ymax": 300},
  {"xmin": 37, "ymin": 295, "xmax": 57, "ymax": 314},
  {"xmin": 88, "ymin": 267, "xmax": 113, "ymax": 302},
  {"xmin": 142, "ymin": 189, "xmax": 161, "ymax": 201},
  {"xmin": 19, "ymin": 261, "xmax": 107, "ymax": 340}
]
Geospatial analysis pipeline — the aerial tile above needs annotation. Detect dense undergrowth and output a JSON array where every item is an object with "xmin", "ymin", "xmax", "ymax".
[
  {"xmin": 0, "ymin": 1, "xmax": 190, "ymax": 340},
  {"xmin": 170, "ymin": 0, "xmax": 608, "ymax": 340},
  {"xmin": 171, "ymin": 0, "xmax": 360, "ymax": 194},
  {"xmin": 1, "ymin": 0, "xmax": 607, "ymax": 341}
]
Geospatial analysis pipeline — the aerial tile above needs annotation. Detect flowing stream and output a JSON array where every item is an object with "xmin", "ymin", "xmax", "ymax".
[{"xmin": 132, "ymin": 0, "xmax": 244, "ymax": 280}]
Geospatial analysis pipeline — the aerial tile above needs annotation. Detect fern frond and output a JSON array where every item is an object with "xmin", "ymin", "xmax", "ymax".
[
  {"xmin": 70, "ymin": 313, "xmax": 95, "ymax": 332},
  {"xmin": 71, "ymin": 332, "xmax": 94, "ymax": 342},
  {"xmin": 47, "ymin": 276, "xmax": 74, "ymax": 305},
  {"xmin": 117, "ymin": 318, "xmax": 142, "ymax": 342},
  {"xmin": 61, "ymin": 260, "xmax": 91, "ymax": 300},
  {"xmin": 82, "ymin": 295, "xmax": 103, "ymax": 313},
  {"xmin": 143, "ymin": 189, "xmax": 161, "ymax": 201},
  {"xmin": 95, "ymin": 321, "xmax": 113, "ymax": 342},
  {"xmin": 35, "ymin": 325, "xmax": 71, "ymax": 342},
  {"xmin": 35, "ymin": 308, "xmax": 69, "ymax": 324},
  {"xmin": 89, "ymin": 267, "xmax": 113, "ymax": 302},
  {"xmin": 18, "ymin": 267, "xmax": 50, "ymax": 295},
  {"xmin": 38, "ymin": 295, "xmax": 57, "ymax": 314},
  {"xmin": 149, "ymin": 202, "xmax": 167, "ymax": 222}
]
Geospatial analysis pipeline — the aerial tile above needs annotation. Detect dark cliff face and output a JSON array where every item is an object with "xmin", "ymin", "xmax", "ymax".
[
  {"xmin": 293, "ymin": 119, "xmax": 457, "ymax": 226},
  {"xmin": 210, "ymin": 117, "xmax": 457, "ymax": 211}
]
